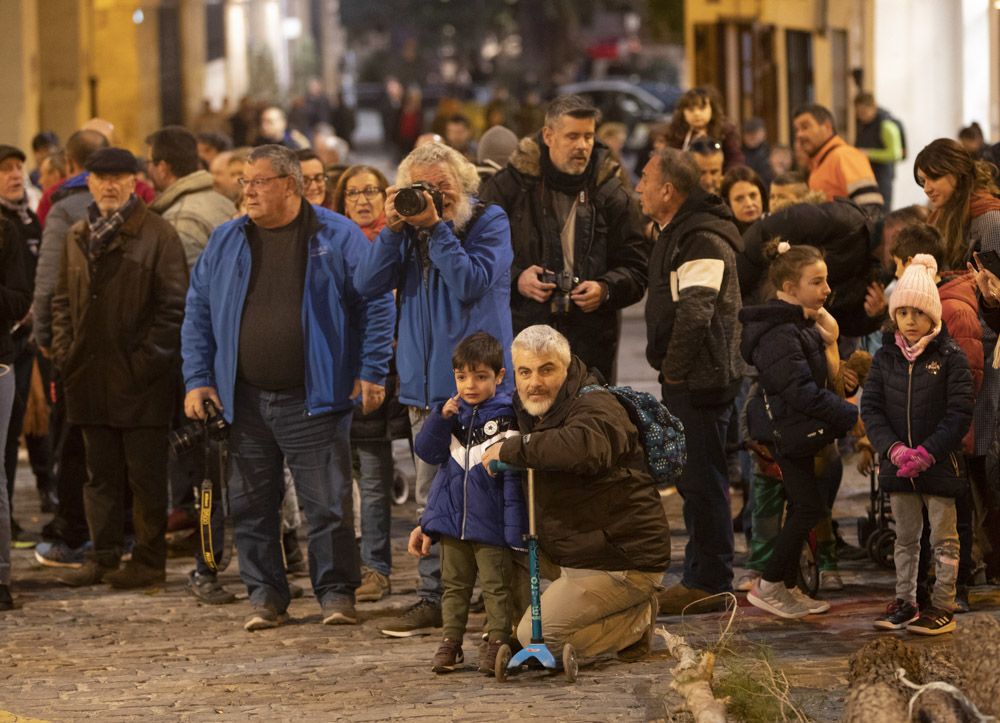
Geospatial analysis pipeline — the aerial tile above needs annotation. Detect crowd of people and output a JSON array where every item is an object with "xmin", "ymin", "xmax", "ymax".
[{"xmin": 2, "ymin": 81, "xmax": 1000, "ymax": 678}]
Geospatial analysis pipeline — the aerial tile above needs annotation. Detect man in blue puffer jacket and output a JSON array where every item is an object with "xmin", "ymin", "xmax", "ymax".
[
  {"xmin": 355, "ymin": 142, "xmax": 515, "ymax": 638},
  {"xmin": 181, "ymin": 145, "xmax": 394, "ymax": 632}
]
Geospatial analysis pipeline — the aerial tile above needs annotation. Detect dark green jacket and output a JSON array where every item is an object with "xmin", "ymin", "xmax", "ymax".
[{"xmin": 499, "ymin": 356, "xmax": 671, "ymax": 572}]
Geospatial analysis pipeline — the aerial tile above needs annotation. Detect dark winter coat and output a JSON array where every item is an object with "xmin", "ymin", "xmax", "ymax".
[
  {"xmin": 860, "ymin": 328, "xmax": 975, "ymax": 497},
  {"xmin": 645, "ymin": 188, "xmax": 745, "ymax": 405},
  {"xmin": 479, "ymin": 136, "xmax": 648, "ymax": 380},
  {"xmin": 497, "ymin": 356, "xmax": 672, "ymax": 572},
  {"xmin": 742, "ymin": 198, "xmax": 882, "ymax": 337},
  {"xmin": 416, "ymin": 392, "xmax": 527, "ymax": 550},
  {"xmin": 0, "ymin": 218, "xmax": 33, "ymax": 364},
  {"xmin": 740, "ymin": 300, "xmax": 858, "ymax": 451},
  {"xmin": 52, "ymin": 202, "xmax": 189, "ymax": 427}
]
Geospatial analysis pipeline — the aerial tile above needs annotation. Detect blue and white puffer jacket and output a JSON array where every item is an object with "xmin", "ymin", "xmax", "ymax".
[{"xmin": 416, "ymin": 391, "xmax": 527, "ymax": 550}]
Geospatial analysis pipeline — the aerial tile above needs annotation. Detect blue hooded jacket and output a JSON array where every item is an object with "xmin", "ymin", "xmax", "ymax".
[
  {"xmin": 353, "ymin": 203, "xmax": 514, "ymax": 409},
  {"xmin": 416, "ymin": 391, "xmax": 527, "ymax": 550},
  {"xmin": 181, "ymin": 203, "xmax": 395, "ymax": 422}
]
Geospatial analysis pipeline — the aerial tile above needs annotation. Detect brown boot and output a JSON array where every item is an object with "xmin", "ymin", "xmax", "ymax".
[
  {"xmin": 59, "ymin": 559, "xmax": 117, "ymax": 587},
  {"xmin": 104, "ymin": 561, "xmax": 166, "ymax": 589},
  {"xmin": 656, "ymin": 582, "xmax": 727, "ymax": 615}
]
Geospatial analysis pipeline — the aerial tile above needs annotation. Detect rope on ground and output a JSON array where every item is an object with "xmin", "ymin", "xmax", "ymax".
[{"xmin": 895, "ymin": 667, "xmax": 998, "ymax": 722}]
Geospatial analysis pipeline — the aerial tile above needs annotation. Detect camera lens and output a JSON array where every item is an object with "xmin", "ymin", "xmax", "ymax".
[{"xmin": 394, "ymin": 187, "xmax": 427, "ymax": 217}]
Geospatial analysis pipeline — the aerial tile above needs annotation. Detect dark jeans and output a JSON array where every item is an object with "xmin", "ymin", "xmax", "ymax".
[
  {"xmin": 228, "ymin": 382, "xmax": 359, "ymax": 611},
  {"xmin": 46, "ymin": 367, "xmax": 90, "ymax": 548},
  {"xmin": 764, "ymin": 449, "xmax": 829, "ymax": 587},
  {"xmin": 663, "ymin": 388, "xmax": 734, "ymax": 593},
  {"xmin": 355, "ymin": 440, "xmax": 393, "ymax": 576},
  {"xmin": 80, "ymin": 425, "xmax": 168, "ymax": 570},
  {"xmin": 6, "ymin": 342, "xmax": 52, "ymax": 519}
]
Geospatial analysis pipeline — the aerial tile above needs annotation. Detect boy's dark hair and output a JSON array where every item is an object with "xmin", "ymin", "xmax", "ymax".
[
  {"xmin": 452, "ymin": 332, "xmax": 504, "ymax": 374},
  {"xmin": 891, "ymin": 223, "xmax": 945, "ymax": 269},
  {"xmin": 146, "ymin": 126, "xmax": 200, "ymax": 177}
]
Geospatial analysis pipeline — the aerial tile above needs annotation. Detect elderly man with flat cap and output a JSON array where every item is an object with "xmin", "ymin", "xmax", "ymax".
[{"xmin": 52, "ymin": 147, "xmax": 189, "ymax": 589}]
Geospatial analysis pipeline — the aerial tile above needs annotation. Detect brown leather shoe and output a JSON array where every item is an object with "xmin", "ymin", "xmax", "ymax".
[
  {"xmin": 656, "ymin": 582, "xmax": 728, "ymax": 615},
  {"xmin": 104, "ymin": 561, "xmax": 166, "ymax": 589},
  {"xmin": 58, "ymin": 559, "xmax": 117, "ymax": 587}
]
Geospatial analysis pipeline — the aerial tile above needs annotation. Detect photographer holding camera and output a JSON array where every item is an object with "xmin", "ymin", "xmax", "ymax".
[
  {"xmin": 181, "ymin": 145, "xmax": 395, "ymax": 631},
  {"xmin": 354, "ymin": 141, "xmax": 514, "ymax": 638},
  {"xmin": 480, "ymin": 94, "xmax": 649, "ymax": 381}
]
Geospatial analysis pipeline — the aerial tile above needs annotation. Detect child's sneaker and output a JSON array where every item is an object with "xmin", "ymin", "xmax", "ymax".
[
  {"xmin": 431, "ymin": 638, "xmax": 464, "ymax": 673},
  {"xmin": 907, "ymin": 607, "xmax": 956, "ymax": 636},
  {"xmin": 478, "ymin": 638, "xmax": 506, "ymax": 674},
  {"xmin": 819, "ymin": 570, "xmax": 844, "ymax": 591},
  {"xmin": 747, "ymin": 578, "xmax": 810, "ymax": 619},
  {"xmin": 788, "ymin": 587, "xmax": 831, "ymax": 614},
  {"xmin": 873, "ymin": 599, "xmax": 920, "ymax": 630}
]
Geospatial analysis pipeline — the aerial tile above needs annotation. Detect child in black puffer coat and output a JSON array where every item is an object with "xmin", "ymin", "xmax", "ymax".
[
  {"xmin": 739, "ymin": 241, "xmax": 859, "ymax": 620},
  {"xmin": 861, "ymin": 254, "xmax": 974, "ymax": 636}
]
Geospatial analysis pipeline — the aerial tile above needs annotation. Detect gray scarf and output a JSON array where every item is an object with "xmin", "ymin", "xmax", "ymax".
[
  {"xmin": 0, "ymin": 194, "xmax": 33, "ymax": 226},
  {"xmin": 86, "ymin": 194, "xmax": 139, "ymax": 259}
]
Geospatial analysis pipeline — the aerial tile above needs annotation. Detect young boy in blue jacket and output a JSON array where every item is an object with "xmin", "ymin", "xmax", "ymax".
[{"xmin": 407, "ymin": 332, "xmax": 527, "ymax": 675}]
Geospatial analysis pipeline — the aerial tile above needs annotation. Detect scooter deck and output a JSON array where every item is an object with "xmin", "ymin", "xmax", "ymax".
[{"xmin": 509, "ymin": 643, "xmax": 559, "ymax": 670}]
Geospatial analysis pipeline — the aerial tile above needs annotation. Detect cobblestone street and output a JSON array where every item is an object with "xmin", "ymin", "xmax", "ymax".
[{"xmin": 3, "ymin": 310, "xmax": 999, "ymax": 722}]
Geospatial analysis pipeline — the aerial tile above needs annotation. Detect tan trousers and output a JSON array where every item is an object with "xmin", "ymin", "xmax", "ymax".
[{"xmin": 516, "ymin": 567, "xmax": 660, "ymax": 658}]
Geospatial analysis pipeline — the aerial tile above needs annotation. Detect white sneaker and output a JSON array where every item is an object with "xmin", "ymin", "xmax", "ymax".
[
  {"xmin": 747, "ymin": 579, "xmax": 811, "ymax": 619},
  {"xmin": 735, "ymin": 572, "xmax": 760, "ymax": 592},
  {"xmin": 820, "ymin": 570, "xmax": 844, "ymax": 591},
  {"xmin": 788, "ymin": 586, "xmax": 831, "ymax": 614}
]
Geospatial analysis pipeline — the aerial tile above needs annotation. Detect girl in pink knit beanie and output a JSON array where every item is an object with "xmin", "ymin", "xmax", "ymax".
[{"xmin": 861, "ymin": 253, "xmax": 975, "ymax": 635}]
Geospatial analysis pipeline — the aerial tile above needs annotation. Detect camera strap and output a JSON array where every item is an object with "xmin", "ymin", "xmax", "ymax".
[{"xmin": 198, "ymin": 437, "xmax": 234, "ymax": 573}]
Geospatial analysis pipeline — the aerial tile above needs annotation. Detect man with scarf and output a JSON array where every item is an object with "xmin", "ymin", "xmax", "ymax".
[
  {"xmin": 51, "ymin": 148, "xmax": 189, "ymax": 589},
  {"xmin": 480, "ymin": 94, "xmax": 648, "ymax": 382}
]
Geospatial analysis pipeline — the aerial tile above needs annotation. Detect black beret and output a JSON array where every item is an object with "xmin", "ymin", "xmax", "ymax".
[
  {"xmin": 0, "ymin": 145, "xmax": 26, "ymax": 165},
  {"xmin": 85, "ymin": 147, "xmax": 139, "ymax": 175}
]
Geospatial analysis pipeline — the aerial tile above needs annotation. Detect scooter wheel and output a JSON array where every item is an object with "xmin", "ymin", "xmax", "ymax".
[
  {"xmin": 494, "ymin": 643, "xmax": 512, "ymax": 682},
  {"xmin": 562, "ymin": 643, "xmax": 578, "ymax": 683}
]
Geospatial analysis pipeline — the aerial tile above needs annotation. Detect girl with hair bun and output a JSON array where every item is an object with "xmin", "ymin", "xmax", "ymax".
[
  {"xmin": 861, "ymin": 254, "xmax": 974, "ymax": 635},
  {"xmin": 738, "ymin": 240, "xmax": 858, "ymax": 619}
]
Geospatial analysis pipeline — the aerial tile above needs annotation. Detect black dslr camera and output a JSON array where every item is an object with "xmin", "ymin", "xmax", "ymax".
[
  {"xmin": 394, "ymin": 182, "xmax": 445, "ymax": 218},
  {"xmin": 170, "ymin": 399, "xmax": 229, "ymax": 454},
  {"xmin": 539, "ymin": 270, "xmax": 580, "ymax": 315}
]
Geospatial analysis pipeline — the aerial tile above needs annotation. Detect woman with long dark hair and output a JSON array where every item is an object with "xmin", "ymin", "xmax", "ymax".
[
  {"xmin": 914, "ymin": 138, "xmax": 1000, "ymax": 593},
  {"xmin": 914, "ymin": 138, "xmax": 1000, "ymax": 270}
]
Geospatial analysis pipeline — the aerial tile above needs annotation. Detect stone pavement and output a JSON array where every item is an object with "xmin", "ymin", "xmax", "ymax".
[{"xmin": 3, "ymin": 309, "xmax": 999, "ymax": 721}]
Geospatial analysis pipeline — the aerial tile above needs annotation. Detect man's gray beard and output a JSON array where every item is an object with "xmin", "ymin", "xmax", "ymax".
[
  {"xmin": 448, "ymin": 194, "xmax": 473, "ymax": 231},
  {"xmin": 521, "ymin": 397, "xmax": 554, "ymax": 418}
]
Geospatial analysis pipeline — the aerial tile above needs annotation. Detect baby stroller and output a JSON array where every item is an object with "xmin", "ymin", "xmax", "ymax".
[{"xmin": 856, "ymin": 455, "xmax": 896, "ymax": 569}]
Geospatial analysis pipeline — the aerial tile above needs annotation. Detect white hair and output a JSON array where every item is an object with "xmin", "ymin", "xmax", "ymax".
[{"xmin": 511, "ymin": 325, "xmax": 571, "ymax": 367}]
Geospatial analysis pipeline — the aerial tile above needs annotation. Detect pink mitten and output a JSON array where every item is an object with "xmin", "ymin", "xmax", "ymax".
[
  {"xmin": 888, "ymin": 443, "xmax": 911, "ymax": 468},
  {"xmin": 897, "ymin": 447, "xmax": 935, "ymax": 478}
]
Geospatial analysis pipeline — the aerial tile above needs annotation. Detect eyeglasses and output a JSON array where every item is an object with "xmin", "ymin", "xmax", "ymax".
[
  {"xmin": 237, "ymin": 174, "xmax": 289, "ymax": 189},
  {"xmin": 344, "ymin": 186, "xmax": 384, "ymax": 202},
  {"xmin": 303, "ymin": 173, "xmax": 329, "ymax": 187},
  {"xmin": 689, "ymin": 138, "xmax": 723, "ymax": 155}
]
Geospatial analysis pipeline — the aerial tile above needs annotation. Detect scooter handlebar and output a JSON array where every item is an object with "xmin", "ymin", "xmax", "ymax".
[{"xmin": 488, "ymin": 460, "xmax": 521, "ymax": 473}]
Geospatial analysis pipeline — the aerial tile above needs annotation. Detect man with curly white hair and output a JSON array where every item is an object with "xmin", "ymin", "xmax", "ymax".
[{"xmin": 355, "ymin": 141, "xmax": 515, "ymax": 638}]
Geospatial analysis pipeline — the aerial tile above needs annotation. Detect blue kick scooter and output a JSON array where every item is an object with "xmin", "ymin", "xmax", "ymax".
[{"xmin": 489, "ymin": 463, "xmax": 577, "ymax": 683}]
